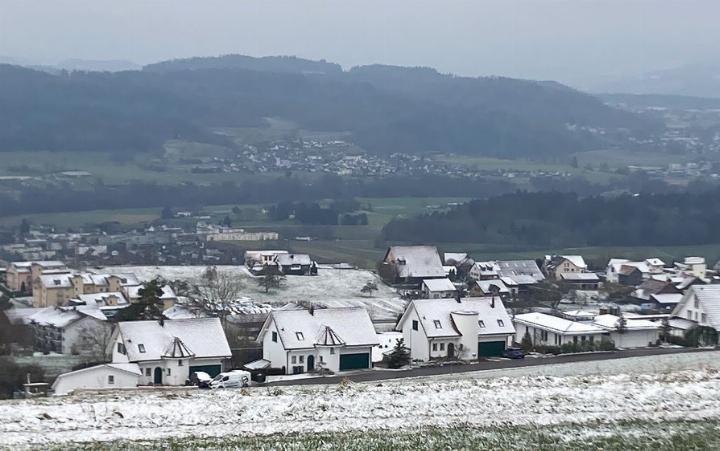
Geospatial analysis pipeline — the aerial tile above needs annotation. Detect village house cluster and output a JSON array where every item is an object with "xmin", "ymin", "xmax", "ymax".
[{"xmin": 2, "ymin": 244, "xmax": 720, "ymax": 396}]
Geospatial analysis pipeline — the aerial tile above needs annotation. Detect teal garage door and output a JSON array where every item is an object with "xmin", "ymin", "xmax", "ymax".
[
  {"xmin": 189, "ymin": 364, "xmax": 222, "ymax": 377},
  {"xmin": 339, "ymin": 353, "xmax": 370, "ymax": 371},
  {"xmin": 478, "ymin": 341, "xmax": 506, "ymax": 358}
]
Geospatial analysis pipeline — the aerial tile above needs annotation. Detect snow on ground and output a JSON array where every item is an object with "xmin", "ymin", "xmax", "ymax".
[
  {"xmin": 99, "ymin": 265, "xmax": 405, "ymax": 320},
  {"xmin": 2, "ymin": 351, "xmax": 720, "ymax": 448}
]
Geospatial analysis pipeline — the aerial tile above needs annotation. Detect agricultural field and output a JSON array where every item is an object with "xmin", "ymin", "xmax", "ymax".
[{"xmin": 3, "ymin": 351, "xmax": 719, "ymax": 450}]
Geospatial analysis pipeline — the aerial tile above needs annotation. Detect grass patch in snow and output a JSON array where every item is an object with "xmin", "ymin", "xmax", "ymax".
[{"xmin": 45, "ymin": 419, "xmax": 720, "ymax": 450}]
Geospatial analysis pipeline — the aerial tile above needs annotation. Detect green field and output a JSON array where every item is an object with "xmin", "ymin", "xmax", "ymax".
[
  {"xmin": 48, "ymin": 420, "xmax": 720, "ymax": 451},
  {"xmin": 0, "ymin": 207, "xmax": 162, "ymax": 229}
]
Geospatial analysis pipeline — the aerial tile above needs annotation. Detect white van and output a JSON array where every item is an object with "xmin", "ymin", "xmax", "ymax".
[{"xmin": 209, "ymin": 370, "xmax": 250, "ymax": 389}]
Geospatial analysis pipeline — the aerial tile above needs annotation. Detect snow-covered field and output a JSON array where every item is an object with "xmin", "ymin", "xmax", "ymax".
[
  {"xmin": 2, "ymin": 351, "xmax": 720, "ymax": 449},
  {"xmin": 98, "ymin": 265, "xmax": 405, "ymax": 320}
]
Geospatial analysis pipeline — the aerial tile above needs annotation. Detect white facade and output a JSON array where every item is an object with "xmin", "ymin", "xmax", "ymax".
[
  {"xmin": 397, "ymin": 297, "xmax": 515, "ymax": 362},
  {"xmin": 513, "ymin": 312, "xmax": 608, "ymax": 347},
  {"xmin": 52, "ymin": 363, "xmax": 141, "ymax": 395},
  {"xmin": 258, "ymin": 307, "xmax": 379, "ymax": 375}
]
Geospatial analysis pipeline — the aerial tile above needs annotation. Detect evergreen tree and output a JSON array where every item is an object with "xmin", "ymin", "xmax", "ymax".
[
  {"xmin": 520, "ymin": 329, "xmax": 533, "ymax": 351},
  {"xmin": 387, "ymin": 338, "xmax": 411, "ymax": 368},
  {"xmin": 114, "ymin": 279, "xmax": 165, "ymax": 321}
]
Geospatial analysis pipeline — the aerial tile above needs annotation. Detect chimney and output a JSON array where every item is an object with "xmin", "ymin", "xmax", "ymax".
[
  {"xmin": 159, "ymin": 318, "xmax": 165, "ymax": 327},
  {"xmin": 491, "ymin": 296, "xmax": 495, "ymax": 309}
]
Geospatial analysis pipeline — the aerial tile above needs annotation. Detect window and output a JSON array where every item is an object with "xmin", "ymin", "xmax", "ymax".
[
  {"xmin": 687, "ymin": 311, "xmax": 693, "ymax": 320},
  {"xmin": 432, "ymin": 343, "xmax": 438, "ymax": 351},
  {"xmin": 166, "ymin": 368, "xmax": 171, "ymax": 376},
  {"xmin": 145, "ymin": 368, "xmax": 151, "ymax": 377},
  {"xmin": 107, "ymin": 375, "xmax": 114, "ymax": 385},
  {"xmin": 291, "ymin": 356, "xmax": 297, "ymax": 364},
  {"xmin": 138, "ymin": 344, "xmax": 146, "ymax": 353},
  {"xmin": 178, "ymin": 360, "xmax": 183, "ymax": 366},
  {"xmin": 581, "ymin": 336, "xmax": 586, "ymax": 342},
  {"xmin": 272, "ymin": 331, "xmax": 277, "ymax": 342},
  {"xmin": 330, "ymin": 348, "xmax": 335, "ymax": 355},
  {"xmin": 299, "ymin": 355, "xmax": 304, "ymax": 364},
  {"xmin": 319, "ymin": 356, "xmax": 324, "ymax": 363},
  {"xmin": 573, "ymin": 336, "xmax": 578, "ymax": 344},
  {"xmin": 694, "ymin": 298, "xmax": 700, "ymax": 309},
  {"xmin": 433, "ymin": 320, "xmax": 442, "ymax": 329},
  {"xmin": 439, "ymin": 343, "xmax": 445, "ymax": 351},
  {"xmin": 497, "ymin": 319, "xmax": 505, "ymax": 327},
  {"xmin": 478, "ymin": 320, "xmax": 486, "ymax": 328},
  {"xmin": 412, "ymin": 320, "xmax": 419, "ymax": 331},
  {"xmin": 540, "ymin": 330, "xmax": 548, "ymax": 341},
  {"xmin": 589, "ymin": 336, "xmax": 594, "ymax": 343},
  {"xmin": 702, "ymin": 313, "xmax": 707, "ymax": 323},
  {"xmin": 296, "ymin": 332, "xmax": 305, "ymax": 341},
  {"xmin": 117, "ymin": 343, "xmax": 125, "ymax": 354}
]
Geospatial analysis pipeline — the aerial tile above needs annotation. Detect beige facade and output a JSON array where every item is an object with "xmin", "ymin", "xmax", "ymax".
[{"xmin": 6, "ymin": 261, "xmax": 67, "ymax": 293}]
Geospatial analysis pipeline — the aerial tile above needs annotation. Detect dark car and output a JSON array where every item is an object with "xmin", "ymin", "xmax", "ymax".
[{"xmin": 502, "ymin": 347, "xmax": 525, "ymax": 359}]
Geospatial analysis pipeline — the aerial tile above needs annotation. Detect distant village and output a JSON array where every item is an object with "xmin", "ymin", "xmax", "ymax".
[{"xmin": 2, "ymin": 242, "xmax": 720, "ymax": 398}]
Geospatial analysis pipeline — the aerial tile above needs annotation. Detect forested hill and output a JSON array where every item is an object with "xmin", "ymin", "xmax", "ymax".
[
  {"xmin": 381, "ymin": 189, "xmax": 720, "ymax": 248},
  {"xmin": 0, "ymin": 55, "xmax": 661, "ymax": 159}
]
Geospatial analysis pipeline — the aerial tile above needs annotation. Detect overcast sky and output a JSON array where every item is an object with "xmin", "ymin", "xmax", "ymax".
[{"xmin": 1, "ymin": 0, "xmax": 718, "ymax": 88}]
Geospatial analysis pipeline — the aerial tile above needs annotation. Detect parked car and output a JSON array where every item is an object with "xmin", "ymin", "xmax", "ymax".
[
  {"xmin": 209, "ymin": 370, "xmax": 250, "ymax": 389},
  {"xmin": 502, "ymin": 347, "xmax": 525, "ymax": 359},
  {"xmin": 190, "ymin": 371, "xmax": 212, "ymax": 388}
]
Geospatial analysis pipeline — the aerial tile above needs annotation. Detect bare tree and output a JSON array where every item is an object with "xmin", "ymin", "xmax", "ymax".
[
  {"xmin": 360, "ymin": 281, "xmax": 379, "ymax": 297},
  {"xmin": 201, "ymin": 266, "xmax": 245, "ymax": 326},
  {"xmin": 78, "ymin": 324, "xmax": 114, "ymax": 362}
]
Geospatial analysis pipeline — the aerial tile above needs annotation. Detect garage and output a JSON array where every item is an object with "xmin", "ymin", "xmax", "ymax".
[
  {"xmin": 339, "ymin": 353, "xmax": 370, "ymax": 371},
  {"xmin": 478, "ymin": 341, "xmax": 506, "ymax": 358},
  {"xmin": 189, "ymin": 364, "xmax": 222, "ymax": 377}
]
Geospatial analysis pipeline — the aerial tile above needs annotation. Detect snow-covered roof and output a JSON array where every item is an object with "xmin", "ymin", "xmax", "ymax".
[
  {"xmin": 29, "ymin": 307, "xmax": 81, "ymax": 328},
  {"xmin": 443, "ymin": 253, "xmax": 468, "ymax": 265},
  {"xmin": 562, "ymin": 255, "xmax": 587, "ymax": 269},
  {"xmin": 514, "ymin": 312, "xmax": 606, "ymax": 335},
  {"xmin": 422, "ymin": 278, "xmax": 456, "ymax": 292},
  {"xmin": 674, "ymin": 285, "xmax": 720, "ymax": 330},
  {"xmin": 501, "ymin": 274, "xmax": 538, "ymax": 286},
  {"xmin": 163, "ymin": 337, "xmax": 195, "ymax": 358},
  {"xmin": 496, "ymin": 260, "xmax": 545, "ymax": 281},
  {"xmin": 38, "ymin": 274, "xmax": 73, "ymax": 288},
  {"xmin": 385, "ymin": 246, "xmax": 445, "ymax": 278},
  {"xmin": 561, "ymin": 310, "xmax": 596, "ymax": 321},
  {"xmin": 117, "ymin": 318, "xmax": 231, "ymax": 362},
  {"xmin": 74, "ymin": 292, "xmax": 129, "ymax": 307},
  {"xmin": 472, "ymin": 279, "xmax": 510, "ymax": 294},
  {"xmin": 593, "ymin": 314, "xmax": 660, "ymax": 331},
  {"xmin": 650, "ymin": 293, "xmax": 683, "ymax": 305},
  {"xmin": 276, "ymin": 253, "xmax": 312, "ymax": 266},
  {"xmin": 560, "ymin": 272, "xmax": 600, "ymax": 282},
  {"xmin": 645, "ymin": 258, "xmax": 666, "ymax": 267},
  {"xmin": 52, "ymin": 363, "xmax": 141, "ymax": 392},
  {"xmin": 11, "ymin": 260, "xmax": 65, "ymax": 269},
  {"xmin": 401, "ymin": 297, "xmax": 515, "ymax": 338},
  {"xmin": 263, "ymin": 307, "xmax": 379, "ymax": 350}
]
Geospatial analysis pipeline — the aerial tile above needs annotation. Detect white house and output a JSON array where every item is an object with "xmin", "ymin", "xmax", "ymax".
[
  {"xmin": 52, "ymin": 363, "xmax": 141, "ymax": 395},
  {"xmin": 671, "ymin": 284, "xmax": 720, "ymax": 331},
  {"xmin": 513, "ymin": 312, "xmax": 609, "ymax": 347},
  {"xmin": 257, "ymin": 307, "xmax": 379, "ymax": 375},
  {"xmin": 593, "ymin": 314, "xmax": 661, "ymax": 348},
  {"xmin": 110, "ymin": 318, "xmax": 231, "ymax": 385},
  {"xmin": 396, "ymin": 297, "xmax": 515, "ymax": 361},
  {"xmin": 28, "ymin": 306, "xmax": 111, "ymax": 355},
  {"xmin": 421, "ymin": 278, "xmax": 457, "ymax": 299}
]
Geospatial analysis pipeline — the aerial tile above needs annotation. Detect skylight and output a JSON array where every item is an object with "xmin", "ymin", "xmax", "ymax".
[{"xmin": 296, "ymin": 332, "xmax": 305, "ymax": 340}]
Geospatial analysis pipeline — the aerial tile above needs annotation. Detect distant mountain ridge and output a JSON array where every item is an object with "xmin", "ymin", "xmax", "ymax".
[{"xmin": 0, "ymin": 54, "xmax": 661, "ymax": 159}]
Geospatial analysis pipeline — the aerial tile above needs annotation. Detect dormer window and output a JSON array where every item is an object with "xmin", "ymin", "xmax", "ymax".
[
  {"xmin": 497, "ymin": 319, "xmax": 505, "ymax": 327},
  {"xmin": 138, "ymin": 344, "xmax": 146, "ymax": 353},
  {"xmin": 295, "ymin": 332, "xmax": 304, "ymax": 341},
  {"xmin": 433, "ymin": 320, "xmax": 442, "ymax": 329}
]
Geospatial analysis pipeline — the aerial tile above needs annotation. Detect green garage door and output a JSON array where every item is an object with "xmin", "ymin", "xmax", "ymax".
[
  {"xmin": 339, "ymin": 353, "xmax": 370, "ymax": 371},
  {"xmin": 189, "ymin": 364, "xmax": 222, "ymax": 377},
  {"xmin": 478, "ymin": 341, "xmax": 506, "ymax": 358}
]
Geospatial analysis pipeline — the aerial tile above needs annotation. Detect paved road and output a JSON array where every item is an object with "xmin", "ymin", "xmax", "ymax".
[{"xmin": 267, "ymin": 347, "xmax": 714, "ymax": 386}]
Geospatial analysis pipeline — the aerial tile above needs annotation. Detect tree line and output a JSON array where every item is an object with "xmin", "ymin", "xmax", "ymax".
[{"xmin": 381, "ymin": 188, "xmax": 720, "ymax": 248}]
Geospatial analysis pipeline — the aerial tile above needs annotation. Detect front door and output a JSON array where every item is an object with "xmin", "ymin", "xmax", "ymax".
[
  {"xmin": 447, "ymin": 343, "xmax": 455, "ymax": 358},
  {"xmin": 307, "ymin": 355, "xmax": 315, "ymax": 372},
  {"xmin": 154, "ymin": 367, "xmax": 163, "ymax": 384}
]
